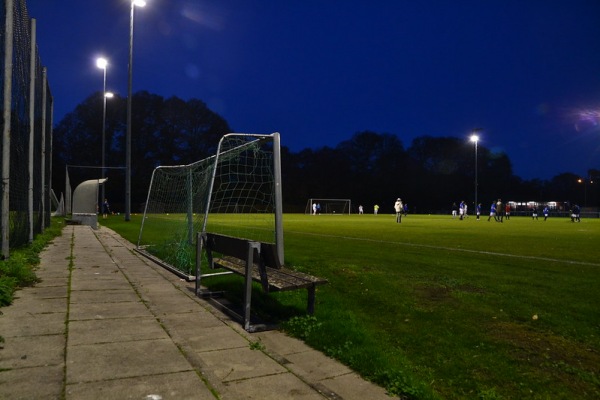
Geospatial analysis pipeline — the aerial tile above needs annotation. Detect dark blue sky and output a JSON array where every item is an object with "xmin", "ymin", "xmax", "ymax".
[{"xmin": 28, "ymin": 0, "xmax": 600, "ymax": 180}]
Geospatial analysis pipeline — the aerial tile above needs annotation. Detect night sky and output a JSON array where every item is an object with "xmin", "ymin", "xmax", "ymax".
[{"xmin": 27, "ymin": 0, "xmax": 600, "ymax": 180}]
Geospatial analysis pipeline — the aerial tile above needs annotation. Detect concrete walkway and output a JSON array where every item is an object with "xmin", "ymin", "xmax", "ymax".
[{"xmin": 0, "ymin": 225, "xmax": 392, "ymax": 399}]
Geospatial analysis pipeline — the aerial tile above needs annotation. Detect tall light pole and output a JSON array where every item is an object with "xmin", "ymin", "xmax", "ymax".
[
  {"xmin": 126, "ymin": 0, "xmax": 146, "ymax": 221},
  {"xmin": 96, "ymin": 57, "xmax": 109, "ymax": 205},
  {"xmin": 470, "ymin": 132, "xmax": 480, "ymax": 210},
  {"xmin": 577, "ymin": 178, "xmax": 592, "ymax": 208}
]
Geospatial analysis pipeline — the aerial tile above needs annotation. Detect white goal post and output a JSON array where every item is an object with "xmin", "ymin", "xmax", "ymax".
[{"xmin": 305, "ymin": 198, "xmax": 352, "ymax": 215}]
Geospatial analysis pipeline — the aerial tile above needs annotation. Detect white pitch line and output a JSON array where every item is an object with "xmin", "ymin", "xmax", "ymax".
[{"xmin": 287, "ymin": 230, "xmax": 600, "ymax": 267}]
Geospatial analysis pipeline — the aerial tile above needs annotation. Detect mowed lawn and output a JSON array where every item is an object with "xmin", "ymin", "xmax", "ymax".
[{"xmin": 103, "ymin": 213, "xmax": 600, "ymax": 399}]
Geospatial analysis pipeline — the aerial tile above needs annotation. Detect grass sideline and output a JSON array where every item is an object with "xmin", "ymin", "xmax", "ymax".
[
  {"xmin": 102, "ymin": 213, "xmax": 600, "ymax": 399},
  {"xmin": 0, "ymin": 218, "xmax": 64, "ymax": 344}
]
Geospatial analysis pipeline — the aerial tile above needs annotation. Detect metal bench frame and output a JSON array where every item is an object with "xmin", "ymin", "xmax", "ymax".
[{"xmin": 195, "ymin": 232, "xmax": 327, "ymax": 332}]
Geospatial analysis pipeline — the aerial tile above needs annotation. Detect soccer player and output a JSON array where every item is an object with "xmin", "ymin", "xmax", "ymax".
[
  {"xmin": 531, "ymin": 206, "xmax": 538, "ymax": 220},
  {"xmin": 571, "ymin": 204, "xmax": 581, "ymax": 222},
  {"xmin": 102, "ymin": 198, "xmax": 110, "ymax": 219},
  {"xmin": 488, "ymin": 201, "xmax": 496, "ymax": 221},
  {"xmin": 543, "ymin": 205, "xmax": 550, "ymax": 221}
]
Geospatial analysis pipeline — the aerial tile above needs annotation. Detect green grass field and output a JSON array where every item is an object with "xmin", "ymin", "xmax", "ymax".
[{"xmin": 102, "ymin": 213, "xmax": 600, "ymax": 399}]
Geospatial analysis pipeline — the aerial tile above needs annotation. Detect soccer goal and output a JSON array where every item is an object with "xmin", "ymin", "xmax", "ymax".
[
  {"xmin": 305, "ymin": 198, "xmax": 352, "ymax": 215},
  {"xmin": 137, "ymin": 133, "xmax": 283, "ymax": 279}
]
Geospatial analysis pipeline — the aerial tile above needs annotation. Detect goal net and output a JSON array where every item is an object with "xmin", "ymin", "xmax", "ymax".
[
  {"xmin": 137, "ymin": 133, "xmax": 284, "ymax": 279},
  {"xmin": 305, "ymin": 198, "xmax": 351, "ymax": 215}
]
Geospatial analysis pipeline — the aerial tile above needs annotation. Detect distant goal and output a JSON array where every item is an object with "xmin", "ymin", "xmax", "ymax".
[{"xmin": 305, "ymin": 198, "xmax": 351, "ymax": 215}]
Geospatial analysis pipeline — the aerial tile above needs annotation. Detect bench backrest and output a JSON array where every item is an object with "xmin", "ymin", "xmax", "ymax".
[{"xmin": 204, "ymin": 233, "xmax": 283, "ymax": 270}]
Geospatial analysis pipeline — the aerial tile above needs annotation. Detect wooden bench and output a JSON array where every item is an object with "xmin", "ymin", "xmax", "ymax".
[{"xmin": 196, "ymin": 232, "xmax": 327, "ymax": 332}]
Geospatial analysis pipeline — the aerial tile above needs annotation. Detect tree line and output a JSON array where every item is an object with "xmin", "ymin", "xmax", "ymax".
[{"xmin": 53, "ymin": 92, "xmax": 599, "ymax": 214}]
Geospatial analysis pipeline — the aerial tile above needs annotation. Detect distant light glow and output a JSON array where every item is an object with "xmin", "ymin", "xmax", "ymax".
[
  {"xmin": 133, "ymin": 0, "xmax": 146, "ymax": 7},
  {"xmin": 579, "ymin": 109, "xmax": 600, "ymax": 122},
  {"xmin": 470, "ymin": 134, "xmax": 479, "ymax": 143},
  {"xmin": 574, "ymin": 108, "xmax": 600, "ymax": 133},
  {"xmin": 105, "ymin": 92, "xmax": 114, "ymax": 98}
]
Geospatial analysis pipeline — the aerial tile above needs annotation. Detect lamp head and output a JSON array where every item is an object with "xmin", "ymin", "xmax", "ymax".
[{"xmin": 96, "ymin": 57, "xmax": 108, "ymax": 70}]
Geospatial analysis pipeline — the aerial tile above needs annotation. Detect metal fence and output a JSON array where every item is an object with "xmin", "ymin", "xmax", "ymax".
[{"xmin": 1, "ymin": 0, "xmax": 53, "ymax": 258}]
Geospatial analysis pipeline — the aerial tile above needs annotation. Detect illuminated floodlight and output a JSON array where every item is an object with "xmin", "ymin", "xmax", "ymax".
[
  {"xmin": 105, "ymin": 92, "xmax": 114, "ymax": 99},
  {"xmin": 470, "ymin": 134, "xmax": 479, "ymax": 143},
  {"xmin": 96, "ymin": 57, "xmax": 108, "ymax": 70},
  {"xmin": 133, "ymin": 0, "xmax": 147, "ymax": 6}
]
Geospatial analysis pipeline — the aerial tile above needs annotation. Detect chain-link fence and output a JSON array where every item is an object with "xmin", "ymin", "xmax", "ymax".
[{"xmin": 1, "ymin": 0, "xmax": 53, "ymax": 257}]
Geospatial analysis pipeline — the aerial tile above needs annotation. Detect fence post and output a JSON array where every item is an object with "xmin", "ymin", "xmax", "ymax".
[
  {"xmin": 28, "ymin": 18, "xmax": 36, "ymax": 243},
  {"xmin": 2, "ymin": 0, "xmax": 14, "ymax": 258}
]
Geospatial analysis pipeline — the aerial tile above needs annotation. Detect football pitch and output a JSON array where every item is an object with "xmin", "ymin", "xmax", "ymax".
[{"xmin": 104, "ymin": 213, "xmax": 600, "ymax": 399}]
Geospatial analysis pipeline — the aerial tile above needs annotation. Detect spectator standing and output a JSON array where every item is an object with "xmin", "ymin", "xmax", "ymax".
[
  {"xmin": 496, "ymin": 199, "xmax": 504, "ymax": 222},
  {"xmin": 394, "ymin": 198, "xmax": 403, "ymax": 223}
]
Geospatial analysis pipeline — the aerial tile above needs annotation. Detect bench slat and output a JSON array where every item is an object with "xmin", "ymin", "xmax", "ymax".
[{"xmin": 214, "ymin": 256, "xmax": 327, "ymax": 291}]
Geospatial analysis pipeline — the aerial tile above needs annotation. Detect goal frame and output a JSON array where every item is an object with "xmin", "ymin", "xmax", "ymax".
[
  {"xmin": 305, "ymin": 198, "xmax": 352, "ymax": 215},
  {"xmin": 136, "ymin": 132, "xmax": 284, "ymax": 280}
]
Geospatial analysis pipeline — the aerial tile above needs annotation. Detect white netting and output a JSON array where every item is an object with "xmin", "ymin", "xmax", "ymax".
[{"xmin": 138, "ymin": 133, "xmax": 279, "ymax": 276}]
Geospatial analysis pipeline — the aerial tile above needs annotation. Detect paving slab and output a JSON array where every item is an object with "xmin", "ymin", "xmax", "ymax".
[
  {"xmin": 70, "ymin": 288, "xmax": 139, "ymax": 304},
  {"xmin": 0, "ymin": 334, "xmax": 64, "ymax": 369},
  {"xmin": 68, "ymin": 316, "xmax": 169, "ymax": 345},
  {"xmin": 66, "ymin": 338, "xmax": 193, "ymax": 383},
  {"xmin": 198, "ymin": 346, "xmax": 288, "ymax": 382},
  {"xmin": 65, "ymin": 370, "xmax": 215, "ymax": 400},
  {"xmin": 222, "ymin": 372, "xmax": 326, "ymax": 400},
  {"xmin": 0, "ymin": 312, "xmax": 65, "ymax": 337},
  {"xmin": 0, "ymin": 365, "xmax": 64, "ymax": 400},
  {"xmin": 68, "ymin": 299, "xmax": 150, "ymax": 320}
]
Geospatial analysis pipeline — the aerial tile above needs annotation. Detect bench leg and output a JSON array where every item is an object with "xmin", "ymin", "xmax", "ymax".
[
  {"xmin": 307, "ymin": 285, "xmax": 316, "ymax": 315},
  {"xmin": 243, "ymin": 242, "xmax": 260, "ymax": 331},
  {"xmin": 243, "ymin": 257, "xmax": 252, "ymax": 331}
]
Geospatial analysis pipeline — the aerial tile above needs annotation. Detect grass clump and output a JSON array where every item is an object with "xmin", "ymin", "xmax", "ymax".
[{"xmin": 0, "ymin": 218, "xmax": 64, "ymax": 307}]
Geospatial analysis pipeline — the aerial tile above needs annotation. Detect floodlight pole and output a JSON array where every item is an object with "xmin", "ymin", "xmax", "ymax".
[
  {"xmin": 96, "ymin": 58, "xmax": 108, "ymax": 206},
  {"xmin": 470, "ymin": 131, "xmax": 481, "ymax": 210},
  {"xmin": 126, "ymin": 0, "xmax": 145, "ymax": 221}
]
